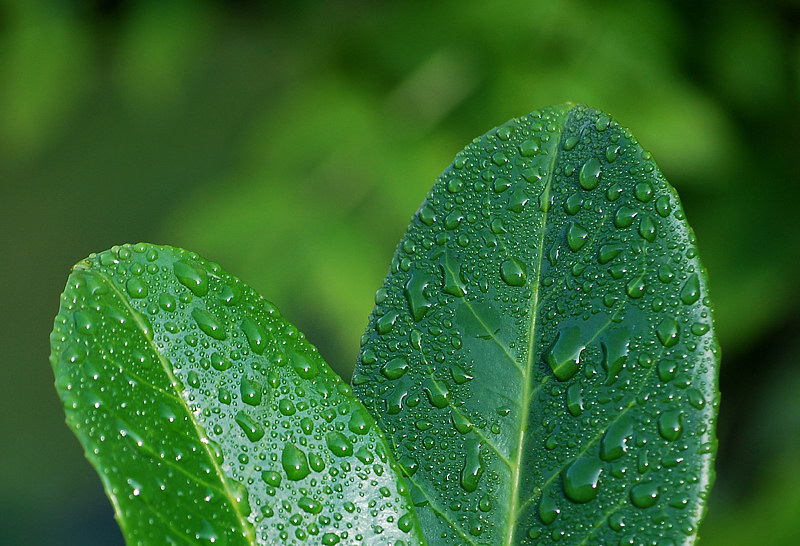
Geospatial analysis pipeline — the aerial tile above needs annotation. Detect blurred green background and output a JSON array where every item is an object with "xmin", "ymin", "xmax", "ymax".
[{"xmin": 1, "ymin": 0, "xmax": 798, "ymax": 544}]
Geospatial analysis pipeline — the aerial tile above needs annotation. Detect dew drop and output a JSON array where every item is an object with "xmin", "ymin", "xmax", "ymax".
[
  {"xmin": 680, "ymin": 274, "xmax": 701, "ymax": 305},
  {"xmin": 381, "ymin": 357, "xmax": 409, "ymax": 380},
  {"xmin": 656, "ymin": 318, "xmax": 680, "ymax": 347},
  {"xmin": 630, "ymin": 482, "xmax": 659, "ymax": 508},
  {"xmin": 562, "ymin": 457, "xmax": 603, "ymax": 503},
  {"xmin": 460, "ymin": 438, "xmax": 484, "ymax": 492},
  {"xmin": 544, "ymin": 327, "xmax": 585, "ymax": 381},
  {"xmin": 579, "ymin": 158, "xmax": 602, "ymax": 190},
  {"xmin": 125, "ymin": 278, "xmax": 148, "ymax": 299},
  {"xmin": 192, "ymin": 308, "xmax": 226, "ymax": 340},
  {"xmin": 325, "ymin": 432, "xmax": 354, "ymax": 457},
  {"xmin": 500, "ymin": 259, "xmax": 527, "ymax": 286},
  {"xmin": 566, "ymin": 223, "xmax": 589, "ymax": 251},
  {"xmin": 658, "ymin": 410, "xmax": 683, "ymax": 441},
  {"xmin": 173, "ymin": 261, "xmax": 208, "ymax": 296},
  {"xmin": 235, "ymin": 411, "xmax": 264, "ymax": 442},
  {"xmin": 282, "ymin": 443, "xmax": 310, "ymax": 481}
]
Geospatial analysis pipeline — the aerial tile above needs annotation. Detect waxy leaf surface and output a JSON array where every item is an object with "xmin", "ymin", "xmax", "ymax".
[
  {"xmin": 51, "ymin": 243, "xmax": 423, "ymax": 545},
  {"xmin": 353, "ymin": 104, "xmax": 719, "ymax": 545}
]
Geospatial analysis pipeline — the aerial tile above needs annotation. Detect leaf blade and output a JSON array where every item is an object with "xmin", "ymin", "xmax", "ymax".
[
  {"xmin": 353, "ymin": 104, "xmax": 719, "ymax": 544},
  {"xmin": 51, "ymin": 243, "xmax": 424, "ymax": 545}
]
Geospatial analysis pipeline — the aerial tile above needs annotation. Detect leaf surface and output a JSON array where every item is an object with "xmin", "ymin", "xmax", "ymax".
[
  {"xmin": 50, "ymin": 243, "xmax": 424, "ymax": 545},
  {"xmin": 352, "ymin": 104, "xmax": 719, "ymax": 545}
]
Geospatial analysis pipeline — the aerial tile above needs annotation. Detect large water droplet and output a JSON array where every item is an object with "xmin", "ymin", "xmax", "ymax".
[
  {"xmin": 325, "ymin": 432, "xmax": 354, "ymax": 457},
  {"xmin": 630, "ymin": 482, "xmax": 659, "ymax": 508},
  {"xmin": 601, "ymin": 415, "xmax": 634, "ymax": 461},
  {"xmin": 282, "ymin": 443, "xmax": 310, "ymax": 480},
  {"xmin": 656, "ymin": 318, "xmax": 680, "ymax": 347},
  {"xmin": 381, "ymin": 357, "xmax": 409, "ymax": 380},
  {"xmin": 192, "ymin": 308, "xmax": 226, "ymax": 340},
  {"xmin": 173, "ymin": 261, "xmax": 208, "ymax": 296},
  {"xmin": 125, "ymin": 278, "xmax": 148, "ymax": 299},
  {"xmin": 658, "ymin": 410, "xmax": 683, "ymax": 441},
  {"xmin": 235, "ymin": 411, "xmax": 264, "ymax": 442},
  {"xmin": 544, "ymin": 327, "xmax": 585, "ymax": 381},
  {"xmin": 405, "ymin": 268, "xmax": 433, "ymax": 321},
  {"xmin": 567, "ymin": 223, "xmax": 589, "ymax": 251},
  {"xmin": 460, "ymin": 438, "xmax": 484, "ymax": 492},
  {"xmin": 562, "ymin": 457, "xmax": 603, "ymax": 503},
  {"xmin": 500, "ymin": 259, "xmax": 527, "ymax": 286},
  {"xmin": 680, "ymin": 274, "xmax": 701, "ymax": 304},
  {"xmin": 579, "ymin": 158, "xmax": 602, "ymax": 190}
]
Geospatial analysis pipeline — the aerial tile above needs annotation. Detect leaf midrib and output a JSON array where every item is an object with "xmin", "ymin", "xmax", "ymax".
[
  {"xmin": 87, "ymin": 267, "xmax": 257, "ymax": 545},
  {"xmin": 503, "ymin": 108, "xmax": 570, "ymax": 546}
]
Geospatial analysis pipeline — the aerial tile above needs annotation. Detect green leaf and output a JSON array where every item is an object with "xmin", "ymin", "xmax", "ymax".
[
  {"xmin": 352, "ymin": 104, "xmax": 719, "ymax": 544},
  {"xmin": 50, "ymin": 243, "xmax": 424, "ymax": 545}
]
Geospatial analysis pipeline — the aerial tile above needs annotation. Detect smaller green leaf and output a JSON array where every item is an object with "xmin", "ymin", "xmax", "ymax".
[{"xmin": 50, "ymin": 243, "xmax": 424, "ymax": 545}]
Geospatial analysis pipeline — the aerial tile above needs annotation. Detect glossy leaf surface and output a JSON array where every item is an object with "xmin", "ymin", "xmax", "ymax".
[
  {"xmin": 353, "ymin": 104, "xmax": 719, "ymax": 544},
  {"xmin": 51, "ymin": 243, "xmax": 423, "ymax": 545}
]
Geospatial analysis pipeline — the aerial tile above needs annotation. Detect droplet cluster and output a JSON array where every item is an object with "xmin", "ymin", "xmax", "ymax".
[
  {"xmin": 50, "ymin": 243, "xmax": 421, "ymax": 545},
  {"xmin": 352, "ymin": 104, "xmax": 719, "ymax": 544}
]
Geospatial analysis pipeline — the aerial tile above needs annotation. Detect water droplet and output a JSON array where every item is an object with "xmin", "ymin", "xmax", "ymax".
[
  {"xmin": 630, "ymin": 482, "xmax": 659, "ymax": 508},
  {"xmin": 520, "ymin": 138, "xmax": 540, "ymax": 156},
  {"xmin": 261, "ymin": 470, "xmax": 282, "ymax": 487},
  {"xmin": 125, "ymin": 278, "xmax": 148, "ymax": 298},
  {"xmin": 451, "ymin": 364, "xmax": 473, "ymax": 384},
  {"xmin": 658, "ymin": 410, "xmax": 683, "ymax": 441},
  {"xmin": 634, "ymin": 183, "xmax": 653, "ymax": 202},
  {"xmin": 544, "ymin": 327, "xmax": 585, "ymax": 381},
  {"xmin": 278, "ymin": 398, "xmax": 295, "ymax": 416},
  {"xmin": 563, "ymin": 135, "xmax": 579, "ymax": 151},
  {"xmin": 566, "ymin": 384, "xmax": 584, "ymax": 416},
  {"xmin": 687, "ymin": 388, "xmax": 706, "ymax": 409},
  {"xmin": 289, "ymin": 352, "xmax": 318, "ymax": 380},
  {"xmin": 598, "ymin": 243, "xmax": 624, "ymax": 264},
  {"xmin": 381, "ymin": 357, "xmax": 409, "ymax": 380},
  {"xmin": 655, "ymin": 195, "xmax": 671, "ymax": 217},
  {"xmin": 192, "ymin": 308, "xmax": 226, "ymax": 340},
  {"xmin": 614, "ymin": 206, "xmax": 638, "ymax": 228},
  {"xmin": 500, "ymin": 259, "xmax": 527, "ymax": 286},
  {"xmin": 656, "ymin": 318, "xmax": 680, "ymax": 347},
  {"xmin": 173, "ymin": 260, "xmax": 208, "ymax": 296},
  {"xmin": 439, "ymin": 251, "xmax": 467, "ymax": 297},
  {"xmin": 398, "ymin": 513, "xmax": 414, "ymax": 533},
  {"xmin": 539, "ymin": 493, "xmax": 560, "ymax": 524},
  {"xmin": 452, "ymin": 412, "xmax": 473, "ymax": 434},
  {"xmin": 601, "ymin": 415, "xmax": 634, "ymax": 461},
  {"xmin": 240, "ymin": 377, "xmax": 262, "ymax": 406},
  {"xmin": 73, "ymin": 311, "xmax": 95, "ymax": 333},
  {"xmin": 325, "ymin": 432, "xmax": 353, "ymax": 457},
  {"xmin": 241, "ymin": 317, "xmax": 266, "ymax": 354},
  {"xmin": 567, "ymin": 223, "xmax": 589, "ymax": 251},
  {"xmin": 680, "ymin": 274, "xmax": 701, "ymax": 304},
  {"xmin": 562, "ymin": 457, "xmax": 603, "ymax": 503},
  {"xmin": 235, "ymin": 411, "xmax": 264, "ymax": 442},
  {"xmin": 422, "ymin": 377, "xmax": 450, "ymax": 408},
  {"xmin": 579, "ymin": 158, "xmax": 602, "ymax": 190},
  {"xmin": 626, "ymin": 273, "xmax": 646, "ymax": 299},
  {"xmin": 601, "ymin": 328, "xmax": 630, "ymax": 384},
  {"xmin": 158, "ymin": 293, "xmax": 176, "ymax": 312},
  {"xmin": 282, "ymin": 443, "xmax": 310, "ymax": 480},
  {"xmin": 405, "ymin": 268, "xmax": 433, "ymax": 321},
  {"xmin": 460, "ymin": 438, "xmax": 484, "ymax": 492},
  {"xmin": 376, "ymin": 310, "xmax": 400, "ymax": 334},
  {"xmin": 638, "ymin": 215, "xmax": 657, "ymax": 242}
]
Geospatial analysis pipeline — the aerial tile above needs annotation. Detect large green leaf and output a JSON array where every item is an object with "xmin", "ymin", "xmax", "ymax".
[
  {"xmin": 50, "ymin": 243, "xmax": 424, "ymax": 545},
  {"xmin": 352, "ymin": 104, "xmax": 719, "ymax": 544}
]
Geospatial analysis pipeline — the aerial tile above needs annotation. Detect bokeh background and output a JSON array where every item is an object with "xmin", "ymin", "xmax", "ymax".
[{"xmin": 1, "ymin": 0, "xmax": 798, "ymax": 544}]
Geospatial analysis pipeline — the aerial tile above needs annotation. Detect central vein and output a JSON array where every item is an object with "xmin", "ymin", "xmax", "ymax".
[{"xmin": 503, "ymin": 109, "xmax": 569, "ymax": 546}]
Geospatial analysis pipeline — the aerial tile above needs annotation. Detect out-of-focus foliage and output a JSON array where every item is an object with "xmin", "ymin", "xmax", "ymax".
[{"xmin": 0, "ymin": 0, "xmax": 797, "ymax": 544}]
